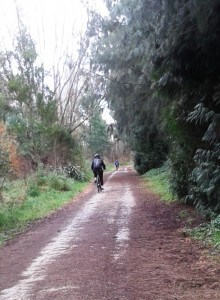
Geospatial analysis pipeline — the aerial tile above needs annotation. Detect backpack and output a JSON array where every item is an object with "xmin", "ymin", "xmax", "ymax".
[{"xmin": 93, "ymin": 158, "xmax": 102, "ymax": 171}]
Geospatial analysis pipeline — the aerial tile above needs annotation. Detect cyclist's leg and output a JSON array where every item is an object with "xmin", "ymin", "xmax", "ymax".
[
  {"xmin": 99, "ymin": 172, "xmax": 104, "ymax": 190},
  {"xmin": 99, "ymin": 171, "xmax": 102, "ymax": 183},
  {"xmin": 96, "ymin": 173, "xmax": 100, "ymax": 192},
  {"xmin": 94, "ymin": 171, "xmax": 97, "ymax": 182},
  {"xmin": 100, "ymin": 170, "xmax": 104, "ymax": 186}
]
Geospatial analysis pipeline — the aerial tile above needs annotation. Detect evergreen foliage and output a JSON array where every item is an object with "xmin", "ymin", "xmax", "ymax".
[
  {"xmin": 153, "ymin": 0, "xmax": 220, "ymax": 214},
  {"xmin": 88, "ymin": 0, "xmax": 169, "ymax": 173},
  {"xmin": 85, "ymin": 111, "xmax": 111, "ymax": 157},
  {"xmin": 88, "ymin": 0, "xmax": 220, "ymax": 215}
]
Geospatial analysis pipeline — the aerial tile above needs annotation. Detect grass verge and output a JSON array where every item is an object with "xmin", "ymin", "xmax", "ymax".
[
  {"xmin": 143, "ymin": 165, "xmax": 175, "ymax": 203},
  {"xmin": 0, "ymin": 174, "xmax": 88, "ymax": 245}
]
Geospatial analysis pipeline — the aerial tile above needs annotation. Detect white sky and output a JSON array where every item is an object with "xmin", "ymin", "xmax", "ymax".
[{"xmin": 0, "ymin": 0, "xmax": 107, "ymax": 69}]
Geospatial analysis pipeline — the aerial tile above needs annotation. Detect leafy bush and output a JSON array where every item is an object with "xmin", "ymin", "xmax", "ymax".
[
  {"xmin": 134, "ymin": 152, "xmax": 151, "ymax": 175},
  {"xmin": 211, "ymin": 215, "xmax": 220, "ymax": 230},
  {"xmin": 48, "ymin": 175, "xmax": 71, "ymax": 191},
  {"xmin": 47, "ymin": 164, "xmax": 91, "ymax": 182},
  {"xmin": 168, "ymin": 144, "xmax": 194, "ymax": 201},
  {"xmin": 186, "ymin": 146, "xmax": 220, "ymax": 217},
  {"xmin": 134, "ymin": 146, "xmax": 167, "ymax": 175}
]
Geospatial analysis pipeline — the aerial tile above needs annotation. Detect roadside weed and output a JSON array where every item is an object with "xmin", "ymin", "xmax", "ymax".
[{"xmin": 189, "ymin": 215, "xmax": 220, "ymax": 249}]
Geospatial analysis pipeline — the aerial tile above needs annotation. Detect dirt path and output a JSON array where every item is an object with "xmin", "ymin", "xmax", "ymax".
[{"xmin": 0, "ymin": 166, "xmax": 220, "ymax": 299}]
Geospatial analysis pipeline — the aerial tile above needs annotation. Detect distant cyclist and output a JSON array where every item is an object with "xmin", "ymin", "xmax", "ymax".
[
  {"xmin": 91, "ymin": 154, "xmax": 106, "ymax": 187},
  {"xmin": 114, "ymin": 159, "xmax": 119, "ymax": 170}
]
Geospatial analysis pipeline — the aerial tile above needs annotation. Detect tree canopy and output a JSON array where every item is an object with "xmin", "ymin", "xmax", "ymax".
[{"xmin": 87, "ymin": 0, "xmax": 220, "ymax": 215}]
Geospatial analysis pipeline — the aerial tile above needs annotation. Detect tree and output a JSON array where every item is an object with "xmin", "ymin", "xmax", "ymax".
[
  {"xmin": 0, "ymin": 23, "xmax": 84, "ymax": 169},
  {"xmin": 85, "ymin": 111, "xmax": 111, "ymax": 157},
  {"xmin": 88, "ymin": 0, "xmax": 168, "ymax": 173},
  {"xmin": 52, "ymin": 18, "xmax": 106, "ymax": 135},
  {"xmin": 0, "ymin": 25, "xmax": 59, "ymax": 166}
]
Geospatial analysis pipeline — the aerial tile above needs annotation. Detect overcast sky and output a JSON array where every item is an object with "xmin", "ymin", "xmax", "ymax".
[{"xmin": 0, "ymin": 0, "xmax": 107, "ymax": 69}]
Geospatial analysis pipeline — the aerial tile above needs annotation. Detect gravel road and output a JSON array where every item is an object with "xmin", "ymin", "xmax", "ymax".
[{"xmin": 0, "ymin": 166, "xmax": 220, "ymax": 300}]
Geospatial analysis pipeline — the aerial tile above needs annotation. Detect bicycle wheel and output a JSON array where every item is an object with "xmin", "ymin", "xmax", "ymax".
[{"xmin": 96, "ymin": 174, "xmax": 102, "ymax": 193}]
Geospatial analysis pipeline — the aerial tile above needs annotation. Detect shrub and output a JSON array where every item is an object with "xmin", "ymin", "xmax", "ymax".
[
  {"xmin": 134, "ymin": 149, "xmax": 166, "ymax": 175},
  {"xmin": 185, "ymin": 145, "xmax": 220, "ymax": 216},
  {"xmin": 48, "ymin": 175, "xmax": 71, "ymax": 191},
  {"xmin": 211, "ymin": 215, "xmax": 220, "ymax": 230}
]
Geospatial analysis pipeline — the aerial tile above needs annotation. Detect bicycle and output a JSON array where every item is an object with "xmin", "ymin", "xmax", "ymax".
[{"xmin": 96, "ymin": 172, "xmax": 102, "ymax": 193}]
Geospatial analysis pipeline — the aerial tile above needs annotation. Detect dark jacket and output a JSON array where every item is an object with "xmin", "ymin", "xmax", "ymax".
[
  {"xmin": 91, "ymin": 158, "xmax": 106, "ymax": 172},
  {"xmin": 115, "ymin": 160, "xmax": 119, "ymax": 166}
]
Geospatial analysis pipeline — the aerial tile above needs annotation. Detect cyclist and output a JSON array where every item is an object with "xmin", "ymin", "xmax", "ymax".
[
  {"xmin": 114, "ymin": 159, "xmax": 119, "ymax": 170},
  {"xmin": 91, "ymin": 154, "xmax": 106, "ymax": 188}
]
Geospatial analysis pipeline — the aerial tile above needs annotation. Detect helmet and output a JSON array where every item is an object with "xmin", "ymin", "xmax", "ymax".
[{"xmin": 94, "ymin": 153, "xmax": 100, "ymax": 159}]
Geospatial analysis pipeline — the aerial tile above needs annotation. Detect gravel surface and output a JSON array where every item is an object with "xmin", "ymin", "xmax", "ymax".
[{"xmin": 0, "ymin": 166, "xmax": 220, "ymax": 299}]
